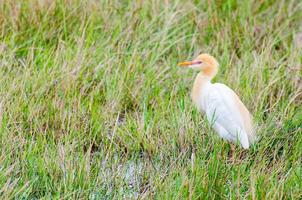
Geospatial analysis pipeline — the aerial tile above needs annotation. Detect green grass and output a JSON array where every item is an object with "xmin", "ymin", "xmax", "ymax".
[{"xmin": 0, "ymin": 0, "xmax": 301, "ymax": 199}]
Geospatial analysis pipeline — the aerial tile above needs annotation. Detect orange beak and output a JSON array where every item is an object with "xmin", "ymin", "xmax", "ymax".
[{"xmin": 178, "ymin": 60, "xmax": 202, "ymax": 67}]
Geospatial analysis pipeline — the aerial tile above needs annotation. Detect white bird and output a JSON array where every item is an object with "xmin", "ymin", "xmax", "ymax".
[{"xmin": 178, "ymin": 54, "xmax": 255, "ymax": 149}]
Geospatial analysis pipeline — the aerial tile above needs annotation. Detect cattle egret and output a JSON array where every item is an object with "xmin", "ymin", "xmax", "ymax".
[{"xmin": 178, "ymin": 54, "xmax": 255, "ymax": 149}]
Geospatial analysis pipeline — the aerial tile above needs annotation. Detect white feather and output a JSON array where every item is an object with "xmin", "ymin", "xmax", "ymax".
[{"xmin": 196, "ymin": 82, "xmax": 251, "ymax": 149}]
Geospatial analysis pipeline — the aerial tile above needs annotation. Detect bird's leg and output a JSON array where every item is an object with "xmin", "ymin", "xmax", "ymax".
[{"xmin": 230, "ymin": 144, "xmax": 235, "ymax": 163}]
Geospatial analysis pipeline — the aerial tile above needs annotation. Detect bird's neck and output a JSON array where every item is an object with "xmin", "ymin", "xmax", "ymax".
[
  {"xmin": 196, "ymin": 72, "xmax": 213, "ymax": 84},
  {"xmin": 192, "ymin": 73, "xmax": 211, "ymax": 104}
]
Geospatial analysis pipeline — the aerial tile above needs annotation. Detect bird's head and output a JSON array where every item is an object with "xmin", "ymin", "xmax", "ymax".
[{"xmin": 178, "ymin": 53, "xmax": 219, "ymax": 77}]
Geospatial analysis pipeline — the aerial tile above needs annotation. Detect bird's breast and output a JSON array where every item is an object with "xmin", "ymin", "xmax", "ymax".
[{"xmin": 191, "ymin": 76, "xmax": 211, "ymax": 111}]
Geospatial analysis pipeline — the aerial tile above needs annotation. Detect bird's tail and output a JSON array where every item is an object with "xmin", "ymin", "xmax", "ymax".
[{"xmin": 238, "ymin": 128, "xmax": 250, "ymax": 149}]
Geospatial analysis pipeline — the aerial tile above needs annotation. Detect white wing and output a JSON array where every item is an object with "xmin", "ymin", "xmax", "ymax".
[{"xmin": 204, "ymin": 83, "xmax": 250, "ymax": 148}]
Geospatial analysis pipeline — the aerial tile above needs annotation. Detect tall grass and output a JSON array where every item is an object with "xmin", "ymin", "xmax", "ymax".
[{"xmin": 0, "ymin": 0, "xmax": 301, "ymax": 199}]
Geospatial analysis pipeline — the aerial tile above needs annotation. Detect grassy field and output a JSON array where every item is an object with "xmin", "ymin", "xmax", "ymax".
[{"xmin": 0, "ymin": 0, "xmax": 301, "ymax": 199}]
